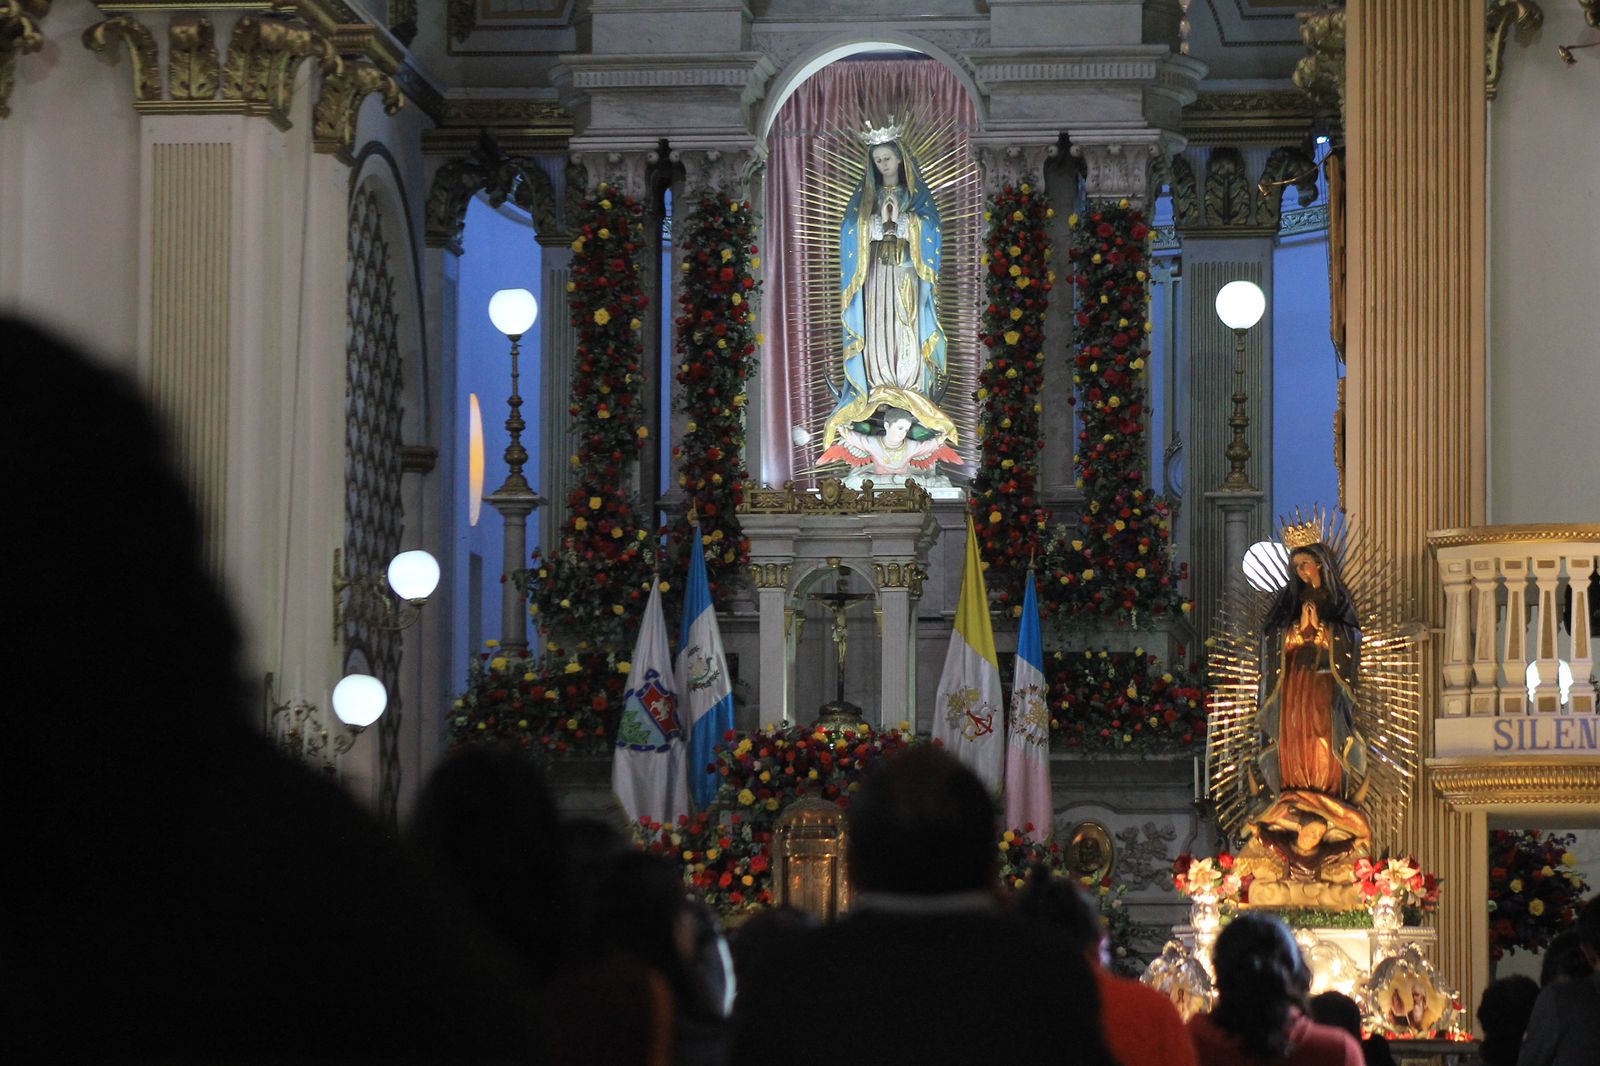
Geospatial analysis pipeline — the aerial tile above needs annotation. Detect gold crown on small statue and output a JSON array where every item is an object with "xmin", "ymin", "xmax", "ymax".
[
  {"xmin": 1281, "ymin": 514, "xmax": 1325, "ymax": 551},
  {"xmin": 859, "ymin": 119, "xmax": 905, "ymax": 147}
]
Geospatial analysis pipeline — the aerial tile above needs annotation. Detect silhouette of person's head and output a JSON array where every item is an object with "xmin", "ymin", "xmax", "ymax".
[
  {"xmin": 847, "ymin": 745, "xmax": 997, "ymax": 895},
  {"xmin": 1015, "ymin": 870, "xmax": 1105, "ymax": 965},
  {"xmin": 1539, "ymin": 930, "xmax": 1594, "ymax": 986},
  {"xmin": 1475, "ymin": 975, "xmax": 1540, "ymax": 1066},
  {"xmin": 407, "ymin": 747, "xmax": 572, "ymax": 984},
  {"xmin": 1211, "ymin": 912, "xmax": 1311, "ymax": 1058}
]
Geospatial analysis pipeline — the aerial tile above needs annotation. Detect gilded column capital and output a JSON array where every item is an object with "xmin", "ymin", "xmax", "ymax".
[
  {"xmin": 871, "ymin": 562, "xmax": 925, "ymax": 597},
  {"xmin": 0, "ymin": 0, "xmax": 50, "ymax": 119},
  {"xmin": 313, "ymin": 58, "xmax": 401, "ymax": 164},
  {"xmin": 1486, "ymin": 0, "xmax": 1544, "ymax": 100},
  {"xmin": 83, "ymin": 15, "xmax": 161, "ymax": 104},
  {"xmin": 1068, "ymin": 133, "xmax": 1163, "ymax": 203},
  {"xmin": 222, "ymin": 14, "xmax": 339, "ymax": 129},
  {"xmin": 747, "ymin": 562, "xmax": 792, "ymax": 590},
  {"xmin": 167, "ymin": 14, "xmax": 218, "ymax": 102},
  {"xmin": 670, "ymin": 146, "xmax": 762, "ymax": 204}
]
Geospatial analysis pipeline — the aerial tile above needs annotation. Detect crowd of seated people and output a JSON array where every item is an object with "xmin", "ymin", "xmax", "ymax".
[{"xmin": 10, "ymin": 315, "xmax": 1597, "ymax": 1066}]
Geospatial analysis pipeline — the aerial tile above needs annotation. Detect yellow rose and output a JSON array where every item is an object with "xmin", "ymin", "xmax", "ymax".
[
  {"xmin": 737, "ymin": 788, "xmax": 756, "ymax": 806},
  {"xmin": 617, "ymin": 661, "xmax": 631, "ymax": 674},
  {"xmin": 612, "ymin": 603, "xmax": 624, "ymax": 615},
  {"xmin": 988, "ymin": 511, "xmax": 1002, "ymax": 524},
  {"xmin": 1082, "ymin": 568, "xmax": 1096, "ymax": 580},
  {"xmin": 564, "ymin": 660, "xmax": 581, "ymax": 674},
  {"xmin": 1529, "ymin": 898, "xmax": 1546, "ymax": 917},
  {"xmin": 593, "ymin": 308, "xmax": 611, "ymax": 326},
  {"xmin": 491, "ymin": 657, "xmax": 507, "ymax": 670},
  {"xmin": 765, "ymin": 798, "xmax": 780, "ymax": 811},
  {"xmin": 574, "ymin": 517, "xmax": 587, "ymax": 532},
  {"xmin": 597, "ymin": 227, "xmax": 610, "ymax": 239},
  {"xmin": 571, "ymin": 237, "xmax": 585, "ymax": 253},
  {"xmin": 1510, "ymin": 879, "xmax": 1524, "ymax": 893},
  {"xmin": 1010, "ymin": 308, "xmax": 1023, "ymax": 321},
  {"xmin": 1012, "ymin": 210, "xmax": 1024, "ymax": 221},
  {"xmin": 1009, "ymin": 265, "xmax": 1022, "ymax": 277},
  {"xmin": 721, "ymin": 248, "xmax": 733, "ymax": 262},
  {"xmin": 630, "ymin": 317, "xmax": 642, "ymax": 331},
  {"xmin": 1004, "ymin": 330, "xmax": 1021, "ymax": 345},
  {"xmin": 1118, "ymin": 198, "xmax": 1130, "ymax": 208}
]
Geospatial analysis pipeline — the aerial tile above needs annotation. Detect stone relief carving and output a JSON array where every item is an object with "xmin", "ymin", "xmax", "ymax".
[
  {"xmin": 426, "ymin": 144, "xmax": 561, "ymax": 252},
  {"xmin": 671, "ymin": 147, "xmax": 762, "ymax": 203},
  {"xmin": 1257, "ymin": 145, "xmax": 1320, "ymax": 230},
  {"xmin": 568, "ymin": 149, "xmax": 654, "ymax": 203},
  {"xmin": 974, "ymin": 143, "xmax": 1059, "ymax": 195},
  {"xmin": 1070, "ymin": 140, "xmax": 1160, "ymax": 202},
  {"xmin": 1203, "ymin": 146, "xmax": 1252, "ymax": 227},
  {"xmin": 1113, "ymin": 821, "xmax": 1179, "ymax": 890},
  {"xmin": 1168, "ymin": 154, "xmax": 1200, "ymax": 226}
]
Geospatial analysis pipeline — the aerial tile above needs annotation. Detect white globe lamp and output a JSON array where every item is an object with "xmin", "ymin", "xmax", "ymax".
[
  {"xmin": 332, "ymin": 673, "xmax": 388, "ymax": 729},
  {"xmin": 387, "ymin": 549, "xmax": 441, "ymax": 604},
  {"xmin": 1214, "ymin": 280, "xmax": 1266, "ymax": 332},
  {"xmin": 488, "ymin": 288, "xmax": 538, "ymax": 337},
  {"xmin": 1242, "ymin": 540, "xmax": 1291, "ymax": 593}
]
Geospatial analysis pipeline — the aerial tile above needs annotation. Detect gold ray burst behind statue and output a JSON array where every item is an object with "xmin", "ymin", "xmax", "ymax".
[
  {"xmin": 789, "ymin": 95, "xmax": 982, "ymax": 478},
  {"xmin": 1206, "ymin": 508, "xmax": 1422, "ymax": 909}
]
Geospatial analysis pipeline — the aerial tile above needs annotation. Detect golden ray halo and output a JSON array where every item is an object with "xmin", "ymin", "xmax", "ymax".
[{"xmin": 1205, "ymin": 507, "xmax": 1423, "ymax": 857}]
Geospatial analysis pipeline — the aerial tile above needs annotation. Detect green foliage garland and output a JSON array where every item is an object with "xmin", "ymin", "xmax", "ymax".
[
  {"xmin": 669, "ymin": 190, "xmax": 761, "ymax": 593},
  {"xmin": 971, "ymin": 179, "xmax": 1054, "ymax": 612}
]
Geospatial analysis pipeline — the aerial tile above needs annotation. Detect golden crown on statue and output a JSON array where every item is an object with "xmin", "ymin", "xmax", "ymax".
[
  {"xmin": 859, "ymin": 119, "xmax": 905, "ymax": 146},
  {"xmin": 1281, "ymin": 514, "xmax": 1325, "ymax": 550}
]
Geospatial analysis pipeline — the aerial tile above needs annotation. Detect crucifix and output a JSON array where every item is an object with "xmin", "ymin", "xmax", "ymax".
[{"xmin": 808, "ymin": 566, "xmax": 873, "ymax": 727}]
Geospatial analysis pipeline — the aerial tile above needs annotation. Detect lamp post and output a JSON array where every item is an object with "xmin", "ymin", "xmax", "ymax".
[
  {"xmin": 1214, "ymin": 280, "xmax": 1266, "ymax": 492},
  {"xmin": 485, "ymin": 288, "xmax": 543, "ymax": 652}
]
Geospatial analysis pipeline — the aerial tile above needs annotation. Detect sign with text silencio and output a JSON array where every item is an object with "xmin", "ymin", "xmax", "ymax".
[{"xmin": 1435, "ymin": 715, "xmax": 1600, "ymax": 757}]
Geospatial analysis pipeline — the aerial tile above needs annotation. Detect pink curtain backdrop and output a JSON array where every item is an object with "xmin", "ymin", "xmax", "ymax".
[{"xmin": 759, "ymin": 58, "xmax": 979, "ymax": 487}]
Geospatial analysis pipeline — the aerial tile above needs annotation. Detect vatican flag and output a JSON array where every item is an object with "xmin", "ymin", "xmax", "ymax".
[
  {"xmin": 932, "ymin": 516, "xmax": 1004, "ymax": 792},
  {"xmin": 1004, "ymin": 571, "xmax": 1053, "ymax": 836},
  {"xmin": 612, "ymin": 582, "xmax": 690, "ymax": 826}
]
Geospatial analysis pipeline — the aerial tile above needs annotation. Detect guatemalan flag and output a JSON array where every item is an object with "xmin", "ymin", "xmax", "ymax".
[
  {"xmin": 1004, "ymin": 571, "xmax": 1053, "ymax": 837},
  {"xmin": 932, "ymin": 516, "xmax": 1005, "ymax": 792},
  {"xmin": 678, "ymin": 533, "xmax": 735, "ymax": 810},
  {"xmin": 612, "ymin": 582, "xmax": 689, "ymax": 825}
]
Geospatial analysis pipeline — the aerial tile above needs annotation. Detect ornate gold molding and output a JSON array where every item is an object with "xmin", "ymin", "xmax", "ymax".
[
  {"xmin": 222, "ymin": 15, "xmax": 339, "ymax": 129},
  {"xmin": 1426, "ymin": 523, "xmax": 1600, "ymax": 548},
  {"xmin": 83, "ymin": 15, "xmax": 161, "ymax": 103},
  {"xmin": 1294, "ymin": 4, "xmax": 1346, "ymax": 132},
  {"xmin": 738, "ymin": 478, "xmax": 933, "ymax": 516},
  {"xmin": 167, "ymin": 14, "xmax": 218, "ymax": 102},
  {"xmin": 1181, "ymin": 90, "xmax": 1315, "ymax": 147},
  {"xmin": 1429, "ymin": 757, "xmax": 1600, "ymax": 808},
  {"xmin": 1487, "ymin": 1, "xmax": 1544, "ymax": 100},
  {"xmin": 425, "ymin": 144, "xmax": 558, "ymax": 253},
  {"xmin": 747, "ymin": 562, "xmax": 793, "ymax": 590},
  {"xmin": 872, "ymin": 562, "xmax": 926, "ymax": 597},
  {"xmin": 0, "ymin": 0, "xmax": 49, "ymax": 119},
  {"xmin": 1257, "ymin": 145, "xmax": 1321, "ymax": 229},
  {"xmin": 313, "ymin": 59, "xmax": 401, "ymax": 164}
]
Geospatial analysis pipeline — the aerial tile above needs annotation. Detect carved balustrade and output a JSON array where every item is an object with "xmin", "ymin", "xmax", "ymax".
[{"xmin": 1431, "ymin": 525, "xmax": 1599, "ymax": 721}]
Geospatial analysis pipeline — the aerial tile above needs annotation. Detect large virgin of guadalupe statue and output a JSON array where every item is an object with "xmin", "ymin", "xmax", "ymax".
[
  {"xmin": 1240, "ymin": 528, "xmax": 1373, "ymax": 909},
  {"xmin": 819, "ymin": 125, "xmax": 960, "ymax": 476}
]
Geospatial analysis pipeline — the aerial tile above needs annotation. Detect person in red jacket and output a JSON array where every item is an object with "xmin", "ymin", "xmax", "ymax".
[
  {"xmin": 1017, "ymin": 870, "xmax": 1197, "ymax": 1066},
  {"xmin": 1188, "ymin": 913, "xmax": 1363, "ymax": 1066}
]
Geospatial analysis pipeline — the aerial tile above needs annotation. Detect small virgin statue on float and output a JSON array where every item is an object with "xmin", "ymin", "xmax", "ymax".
[
  {"xmin": 1237, "ymin": 519, "xmax": 1374, "ymax": 909},
  {"xmin": 819, "ymin": 121, "xmax": 960, "ymax": 478}
]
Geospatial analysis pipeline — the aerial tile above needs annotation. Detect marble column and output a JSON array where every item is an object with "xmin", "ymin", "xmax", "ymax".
[
  {"xmin": 749, "ymin": 554, "xmax": 795, "ymax": 727},
  {"xmin": 1345, "ymin": 0, "xmax": 1487, "ymax": 1006}
]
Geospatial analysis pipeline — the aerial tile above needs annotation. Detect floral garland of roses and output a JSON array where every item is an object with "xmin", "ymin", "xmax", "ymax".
[
  {"xmin": 972, "ymin": 180, "xmax": 1054, "ymax": 612},
  {"xmin": 1487, "ymin": 829, "xmax": 1589, "ymax": 960},
  {"xmin": 523, "ymin": 184, "xmax": 658, "ymax": 651},
  {"xmin": 669, "ymin": 191, "xmax": 761, "ymax": 593},
  {"xmin": 447, "ymin": 640, "xmax": 629, "ymax": 757},
  {"xmin": 1049, "ymin": 647, "xmax": 1206, "ymax": 754},
  {"xmin": 1046, "ymin": 199, "xmax": 1187, "ymax": 621}
]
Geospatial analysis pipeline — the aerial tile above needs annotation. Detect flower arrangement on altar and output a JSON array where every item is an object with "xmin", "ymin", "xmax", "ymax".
[
  {"xmin": 1048, "ymin": 647, "xmax": 1207, "ymax": 754},
  {"xmin": 1171, "ymin": 851, "xmax": 1249, "ymax": 907},
  {"xmin": 997, "ymin": 826, "xmax": 1142, "ymax": 973},
  {"xmin": 670, "ymin": 190, "xmax": 761, "ymax": 594},
  {"xmin": 522, "ymin": 184, "xmax": 657, "ymax": 651},
  {"xmin": 1043, "ymin": 198, "xmax": 1187, "ymax": 622},
  {"xmin": 972, "ymin": 180, "xmax": 1054, "ymax": 610},
  {"xmin": 1487, "ymin": 829, "xmax": 1589, "ymax": 960},
  {"xmin": 447, "ymin": 640, "xmax": 630, "ymax": 757},
  {"xmin": 1355, "ymin": 855, "xmax": 1441, "ymax": 915},
  {"xmin": 638, "ymin": 810, "xmax": 773, "ymax": 912},
  {"xmin": 713, "ymin": 721, "xmax": 919, "ymax": 822}
]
